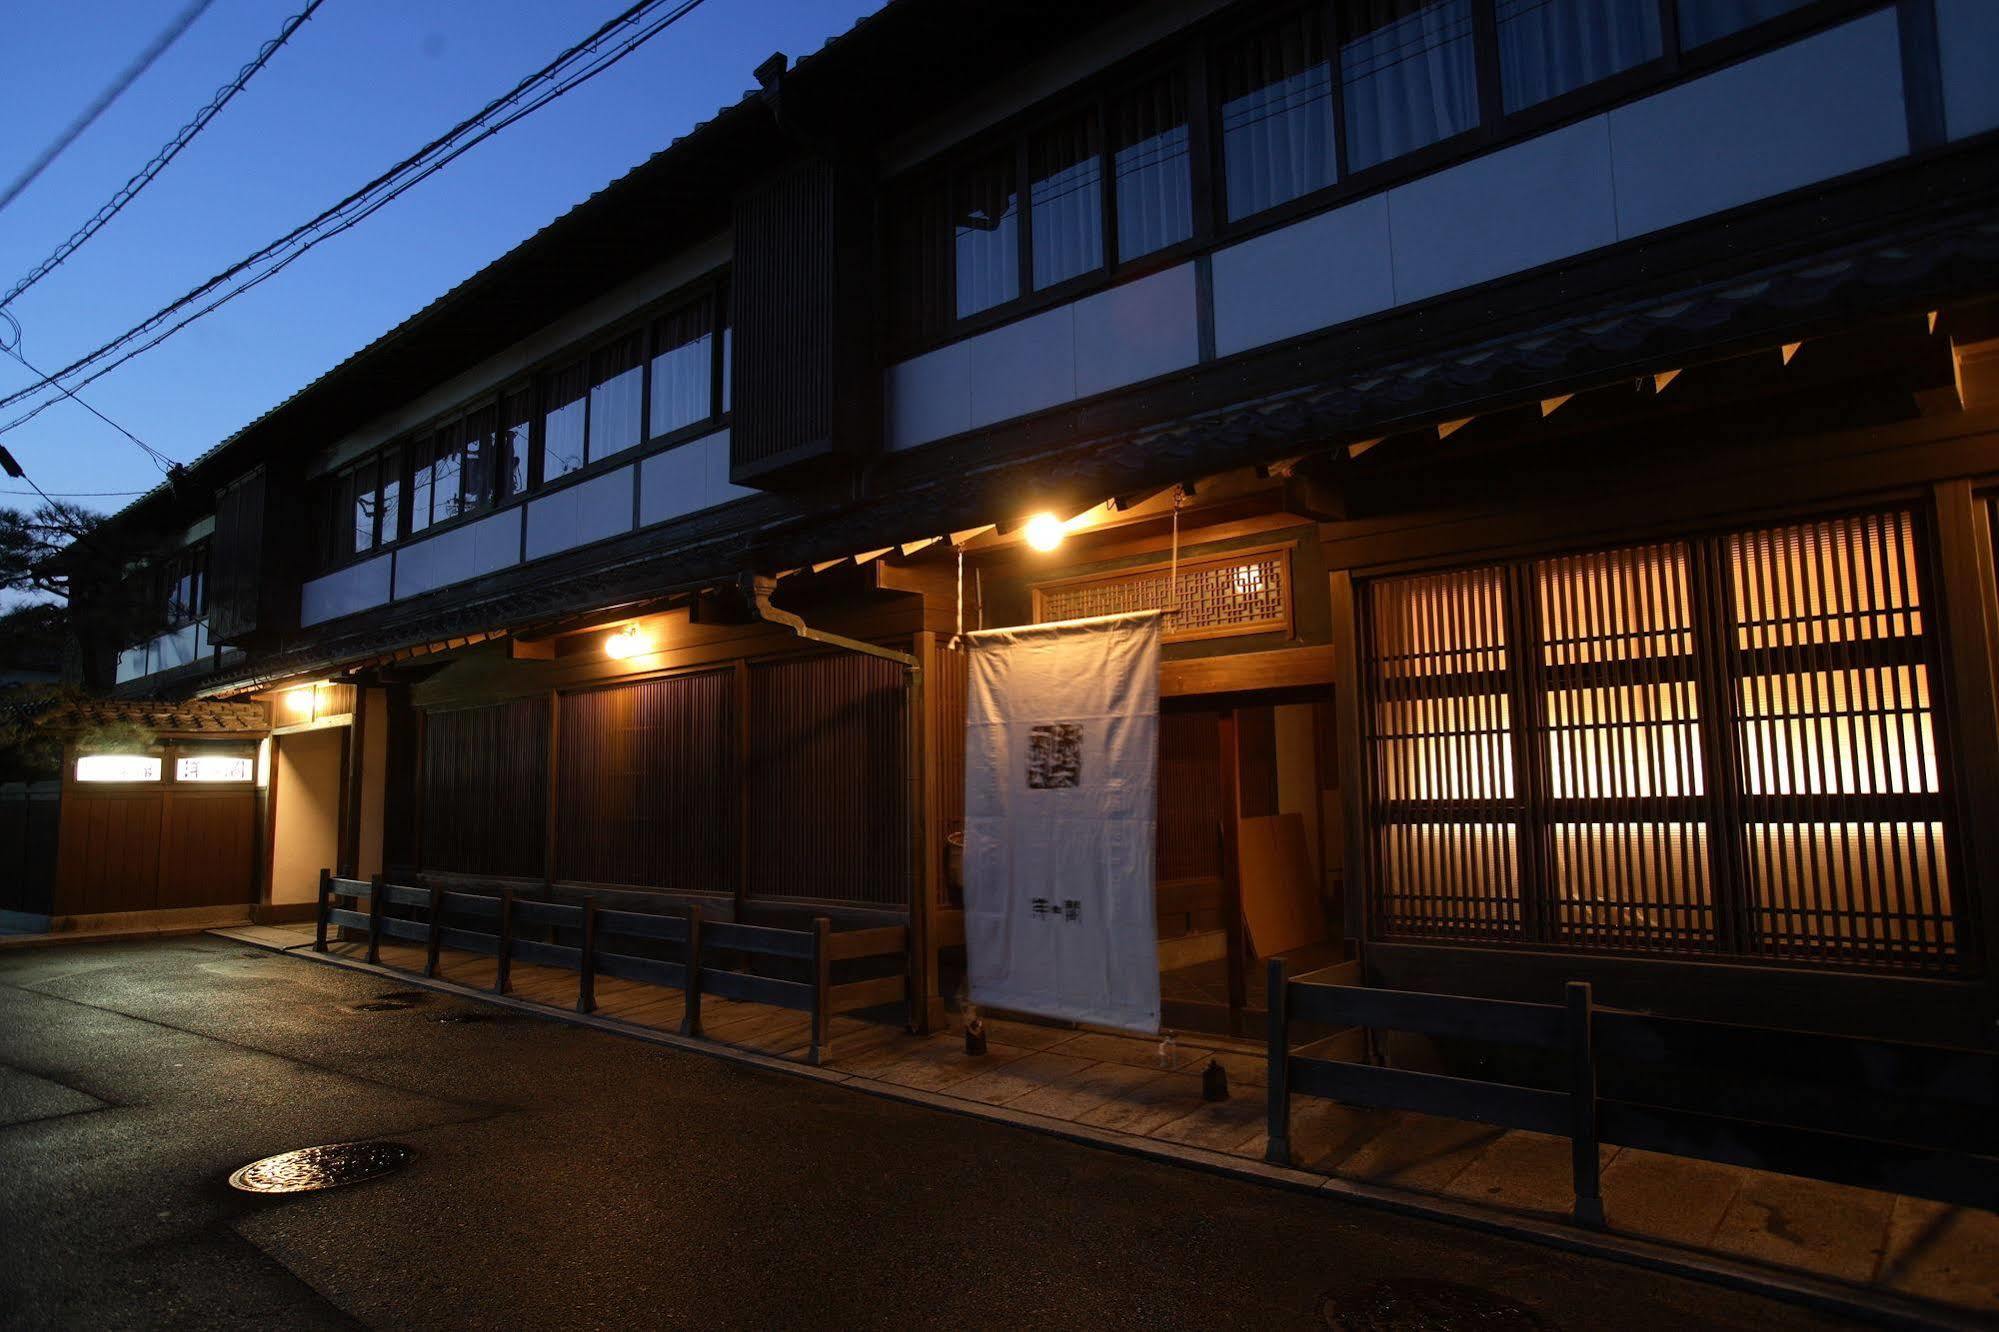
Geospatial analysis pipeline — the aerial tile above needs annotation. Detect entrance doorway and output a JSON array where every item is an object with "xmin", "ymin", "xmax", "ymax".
[
  {"xmin": 268, "ymin": 728, "xmax": 343, "ymax": 911},
  {"xmin": 1156, "ymin": 695, "xmax": 1343, "ymax": 1037}
]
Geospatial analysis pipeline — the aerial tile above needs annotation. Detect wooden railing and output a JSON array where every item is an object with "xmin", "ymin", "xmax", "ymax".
[
  {"xmin": 1266, "ymin": 958, "xmax": 1999, "ymax": 1226},
  {"xmin": 316, "ymin": 871, "xmax": 907, "ymax": 1063}
]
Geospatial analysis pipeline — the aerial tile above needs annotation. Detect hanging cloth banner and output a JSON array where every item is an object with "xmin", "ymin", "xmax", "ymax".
[{"xmin": 961, "ymin": 610, "xmax": 1162, "ymax": 1034}]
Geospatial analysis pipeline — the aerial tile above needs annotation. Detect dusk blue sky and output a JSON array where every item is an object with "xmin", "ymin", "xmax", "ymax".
[{"xmin": 0, "ymin": 0, "xmax": 884, "ymax": 516}]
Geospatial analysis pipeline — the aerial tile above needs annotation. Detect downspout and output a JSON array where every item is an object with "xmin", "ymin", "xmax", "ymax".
[{"xmin": 745, "ymin": 574, "xmax": 928, "ymax": 1031}]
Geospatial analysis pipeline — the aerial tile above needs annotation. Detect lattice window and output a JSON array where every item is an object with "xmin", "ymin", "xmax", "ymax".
[
  {"xmin": 1359, "ymin": 507, "xmax": 1965, "ymax": 975},
  {"xmin": 1032, "ymin": 546, "xmax": 1292, "ymax": 641}
]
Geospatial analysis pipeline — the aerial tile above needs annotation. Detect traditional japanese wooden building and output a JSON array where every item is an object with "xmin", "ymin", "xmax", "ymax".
[{"xmin": 53, "ymin": 0, "xmax": 1999, "ymax": 1051}]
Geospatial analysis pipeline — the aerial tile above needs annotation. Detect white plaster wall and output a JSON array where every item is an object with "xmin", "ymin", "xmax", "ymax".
[
  {"xmin": 1937, "ymin": 0, "xmax": 1999, "ymax": 141},
  {"xmin": 1606, "ymin": 9, "xmax": 1907, "ymax": 236},
  {"xmin": 969, "ymin": 302, "xmax": 1076, "ymax": 429},
  {"xmin": 393, "ymin": 508, "xmax": 521, "ymax": 601},
  {"xmin": 1212, "ymin": 196, "xmax": 1394, "ymax": 358},
  {"xmin": 1072, "ymin": 264, "xmax": 1201, "ymax": 399},
  {"xmin": 300, "ymin": 554, "xmax": 393, "ymax": 627},
  {"xmin": 524, "ymin": 465, "xmax": 635, "ymax": 562},
  {"xmin": 638, "ymin": 429, "xmax": 752, "ymax": 527}
]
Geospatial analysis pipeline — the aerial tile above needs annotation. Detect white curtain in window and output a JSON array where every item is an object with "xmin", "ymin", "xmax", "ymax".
[
  {"xmin": 1497, "ymin": 0, "xmax": 1662, "ymax": 112},
  {"xmin": 1340, "ymin": 0, "xmax": 1479, "ymax": 173},
  {"xmin": 954, "ymin": 157, "xmax": 1019, "ymax": 317},
  {"xmin": 1111, "ymin": 74, "xmax": 1192, "ymax": 261},
  {"xmin": 1221, "ymin": 15, "xmax": 1336, "ymax": 221},
  {"xmin": 1031, "ymin": 116, "xmax": 1103, "ymax": 289},
  {"xmin": 542, "ymin": 362, "xmax": 588, "ymax": 482}
]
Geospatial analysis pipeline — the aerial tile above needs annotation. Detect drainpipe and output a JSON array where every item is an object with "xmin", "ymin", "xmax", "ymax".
[{"xmin": 745, "ymin": 574, "xmax": 928, "ymax": 1032}]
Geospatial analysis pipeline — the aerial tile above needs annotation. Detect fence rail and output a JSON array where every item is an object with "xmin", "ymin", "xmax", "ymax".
[
  {"xmin": 1266, "ymin": 959, "xmax": 1998, "ymax": 1225},
  {"xmin": 317, "ymin": 871, "xmax": 907, "ymax": 1063}
]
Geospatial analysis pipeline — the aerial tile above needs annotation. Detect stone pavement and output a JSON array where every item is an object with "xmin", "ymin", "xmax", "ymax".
[{"xmin": 214, "ymin": 924, "xmax": 1998, "ymax": 1320}]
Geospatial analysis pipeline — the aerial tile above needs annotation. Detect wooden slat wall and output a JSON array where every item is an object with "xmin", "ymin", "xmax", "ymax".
[
  {"xmin": 57, "ymin": 793, "xmax": 164, "ymax": 914},
  {"xmin": 157, "ymin": 792, "xmax": 258, "ymax": 908},
  {"xmin": 556, "ymin": 670, "xmax": 736, "ymax": 892},
  {"xmin": 746, "ymin": 652, "xmax": 907, "ymax": 906},
  {"xmin": 1358, "ymin": 506, "xmax": 1967, "ymax": 975},
  {"xmin": 1159, "ymin": 709, "xmax": 1222, "ymax": 882},
  {"xmin": 936, "ymin": 643, "xmax": 967, "ymax": 905},
  {"xmin": 422, "ymin": 698, "xmax": 548, "ymax": 878}
]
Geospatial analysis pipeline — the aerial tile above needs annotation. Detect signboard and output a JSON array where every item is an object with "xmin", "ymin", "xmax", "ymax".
[
  {"xmin": 176, "ymin": 756, "xmax": 254, "ymax": 783},
  {"xmin": 961, "ymin": 610, "xmax": 1161, "ymax": 1033},
  {"xmin": 75, "ymin": 755, "xmax": 162, "ymax": 783}
]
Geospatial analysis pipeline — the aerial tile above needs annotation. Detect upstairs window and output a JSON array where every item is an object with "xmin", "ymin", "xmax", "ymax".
[
  {"xmin": 954, "ymin": 154, "xmax": 1019, "ymax": 318},
  {"xmin": 1220, "ymin": 9, "xmax": 1337, "ymax": 220},
  {"xmin": 649, "ymin": 298, "xmax": 714, "ymax": 437},
  {"xmin": 541, "ymin": 361, "xmax": 589, "ymax": 483},
  {"xmin": 1109, "ymin": 72, "xmax": 1194, "ymax": 260},
  {"xmin": 151, "ymin": 540, "xmax": 210, "ymax": 627},
  {"xmin": 587, "ymin": 331, "xmax": 646, "ymax": 462},
  {"xmin": 1030, "ymin": 112, "xmax": 1104, "ymax": 290},
  {"xmin": 1338, "ymin": 0, "xmax": 1480, "ymax": 173},
  {"xmin": 1496, "ymin": 0, "xmax": 1663, "ymax": 112}
]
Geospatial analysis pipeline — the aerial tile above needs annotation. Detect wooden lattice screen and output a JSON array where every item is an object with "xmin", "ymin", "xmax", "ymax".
[
  {"xmin": 1033, "ymin": 546, "xmax": 1292, "ymax": 641},
  {"xmin": 1360, "ymin": 508, "xmax": 1965, "ymax": 974}
]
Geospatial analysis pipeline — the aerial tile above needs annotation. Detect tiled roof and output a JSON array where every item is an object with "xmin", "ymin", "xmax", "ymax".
[{"xmin": 27, "ymin": 697, "xmax": 269, "ymax": 736}]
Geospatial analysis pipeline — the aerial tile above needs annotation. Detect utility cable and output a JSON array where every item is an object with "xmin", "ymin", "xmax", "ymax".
[
  {"xmin": 0, "ymin": 0, "xmax": 219, "ymax": 217},
  {"xmin": 2, "ymin": 0, "xmax": 327, "ymax": 310},
  {"xmin": 0, "ymin": 0, "xmax": 713, "ymax": 430}
]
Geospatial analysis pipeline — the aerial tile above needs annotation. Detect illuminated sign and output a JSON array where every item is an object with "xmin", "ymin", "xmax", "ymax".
[
  {"xmin": 75, "ymin": 755, "xmax": 161, "ymax": 783},
  {"xmin": 176, "ymin": 756, "xmax": 254, "ymax": 783}
]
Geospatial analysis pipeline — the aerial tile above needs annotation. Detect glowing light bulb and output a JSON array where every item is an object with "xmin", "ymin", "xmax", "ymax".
[
  {"xmin": 605, "ymin": 624, "xmax": 647, "ymax": 660},
  {"xmin": 1023, "ymin": 512, "xmax": 1066, "ymax": 552},
  {"xmin": 284, "ymin": 688, "xmax": 315, "ymax": 718}
]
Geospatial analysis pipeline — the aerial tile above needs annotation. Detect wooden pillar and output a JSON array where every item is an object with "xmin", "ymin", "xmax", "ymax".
[
  {"xmin": 1219, "ymin": 710, "xmax": 1246, "ymax": 1037},
  {"xmin": 365, "ymin": 873, "xmax": 385, "ymax": 965},
  {"xmin": 577, "ymin": 896, "xmax": 598, "ymax": 1014},
  {"xmin": 1264, "ymin": 957, "xmax": 1290, "ymax": 1165},
  {"xmin": 424, "ymin": 882, "xmax": 443, "ymax": 977},
  {"xmin": 911, "ymin": 630, "xmax": 941, "ymax": 1034},
  {"xmin": 495, "ymin": 888, "xmax": 514, "ymax": 995},
  {"xmin": 543, "ymin": 689, "xmax": 560, "ymax": 891},
  {"xmin": 1567, "ymin": 981, "xmax": 1604, "ymax": 1228},
  {"xmin": 1932, "ymin": 481, "xmax": 1999, "ymax": 1004},
  {"xmin": 313, "ymin": 866, "xmax": 331, "ymax": 952},
  {"xmin": 681, "ymin": 904, "xmax": 705, "ymax": 1038},
  {"xmin": 339, "ymin": 691, "xmax": 367, "ymax": 879}
]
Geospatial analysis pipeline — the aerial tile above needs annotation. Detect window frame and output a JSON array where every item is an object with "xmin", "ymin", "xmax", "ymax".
[
  {"xmin": 306, "ymin": 274, "xmax": 731, "ymax": 576},
  {"xmin": 884, "ymin": 0, "xmax": 1889, "ymax": 356}
]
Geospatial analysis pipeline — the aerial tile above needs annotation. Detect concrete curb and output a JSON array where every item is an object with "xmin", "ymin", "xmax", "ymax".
[
  {"xmin": 224, "ymin": 930, "xmax": 1980, "ymax": 1331},
  {"xmin": 1, "ymin": 921, "xmax": 252, "ymax": 951}
]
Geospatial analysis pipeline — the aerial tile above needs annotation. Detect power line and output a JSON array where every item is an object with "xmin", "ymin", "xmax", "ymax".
[
  {"xmin": 0, "ymin": 0, "xmax": 714, "ymax": 432},
  {"xmin": 0, "ymin": 0, "xmax": 219, "ymax": 217},
  {"xmin": 2, "ymin": 0, "xmax": 327, "ymax": 310},
  {"xmin": 0, "ymin": 488, "xmax": 147, "ymax": 498},
  {"xmin": 0, "ymin": 313, "xmax": 179, "ymax": 477}
]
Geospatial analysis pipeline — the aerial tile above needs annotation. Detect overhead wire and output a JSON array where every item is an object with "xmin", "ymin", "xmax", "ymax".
[
  {"xmin": 2, "ymin": 0, "xmax": 328, "ymax": 310},
  {"xmin": 0, "ymin": 0, "xmax": 714, "ymax": 433},
  {"xmin": 0, "ymin": 308, "xmax": 180, "ymax": 478},
  {"xmin": 0, "ymin": 0, "xmax": 219, "ymax": 217}
]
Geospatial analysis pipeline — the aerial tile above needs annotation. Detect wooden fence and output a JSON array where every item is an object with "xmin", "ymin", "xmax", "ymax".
[
  {"xmin": 316, "ymin": 871, "xmax": 907, "ymax": 1064},
  {"xmin": 1265, "ymin": 958, "xmax": 1999, "ymax": 1225}
]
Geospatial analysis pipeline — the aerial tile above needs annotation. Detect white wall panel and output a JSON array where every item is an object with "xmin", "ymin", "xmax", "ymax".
[
  {"xmin": 969, "ymin": 303, "xmax": 1076, "ymax": 429},
  {"xmin": 114, "ymin": 645, "xmax": 147, "ymax": 684},
  {"xmin": 524, "ymin": 466, "xmax": 635, "ymax": 562},
  {"xmin": 1937, "ymin": 0, "xmax": 1999, "ymax": 141},
  {"xmin": 300, "ymin": 555, "xmax": 392, "ymax": 627},
  {"xmin": 887, "ymin": 341, "xmax": 972, "ymax": 451},
  {"xmin": 1072, "ymin": 264, "xmax": 1201, "ymax": 399},
  {"xmin": 1389, "ymin": 118, "xmax": 1617, "ymax": 304},
  {"xmin": 1608, "ymin": 10, "xmax": 1907, "ymax": 238},
  {"xmin": 1211, "ymin": 195, "xmax": 1394, "ymax": 357},
  {"xmin": 393, "ymin": 508, "xmax": 521, "ymax": 601},
  {"xmin": 639, "ymin": 429, "xmax": 752, "ymax": 527},
  {"xmin": 153, "ymin": 623, "xmax": 200, "ymax": 672}
]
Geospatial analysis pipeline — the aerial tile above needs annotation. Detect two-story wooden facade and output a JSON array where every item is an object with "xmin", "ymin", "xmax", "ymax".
[{"xmin": 66, "ymin": 0, "xmax": 1999, "ymax": 1049}]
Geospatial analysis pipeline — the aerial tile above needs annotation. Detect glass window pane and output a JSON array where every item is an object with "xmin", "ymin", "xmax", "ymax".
[
  {"xmin": 352, "ymin": 459, "xmax": 377, "ymax": 553},
  {"xmin": 377, "ymin": 447, "xmax": 402, "ymax": 542},
  {"xmin": 1339, "ymin": 0, "xmax": 1480, "ymax": 173},
  {"xmin": 1497, "ymin": 0, "xmax": 1662, "ymax": 112},
  {"xmin": 953, "ymin": 154, "xmax": 1019, "ymax": 317},
  {"xmin": 409, "ymin": 435, "xmax": 434, "ymax": 535},
  {"xmin": 456, "ymin": 407, "xmax": 498, "ymax": 515},
  {"xmin": 1220, "ymin": 10, "xmax": 1337, "ymax": 221},
  {"xmin": 1029, "ymin": 114, "xmax": 1103, "ymax": 289},
  {"xmin": 1110, "ymin": 72, "xmax": 1192, "ymax": 261},
  {"xmin": 721, "ymin": 302, "xmax": 733, "ymax": 414},
  {"xmin": 542, "ymin": 361, "xmax": 588, "ymax": 483},
  {"xmin": 1676, "ymin": 0, "xmax": 1811, "ymax": 47},
  {"xmin": 500, "ymin": 390, "xmax": 531, "ymax": 498},
  {"xmin": 649, "ymin": 300, "xmax": 714, "ymax": 438},
  {"xmin": 588, "ymin": 332, "xmax": 645, "ymax": 462},
  {"xmin": 431, "ymin": 424, "xmax": 465, "ymax": 522}
]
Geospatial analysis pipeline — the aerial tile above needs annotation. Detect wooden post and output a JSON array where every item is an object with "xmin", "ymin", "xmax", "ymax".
[
  {"xmin": 314, "ymin": 867, "xmax": 331, "ymax": 952},
  {"xmin": 424, "ymin": 882, "xmax": 443, "ymax": 978},
  {"xmin": 1219, "ymin": 711, "xmax": 1247, "ymax": 1037},
  {"xmin": 809, "ymin": 916, "xmax": 832, "ymax": 1066},
  {"xmin": 495, "ymin": 889, "xmax": 514, "ymax": 995},
  {"xmin": 681, "ymin": 904, "xmax": 704, "ymax": 1038},
  {"xmin": 577, "ymin": 896, "xmax": 598, "ymax": 1014},
  {"xmin": 1567, "ymin": 981, "xmax": 1604, "ymax": 1228},
  {"xmin": 365, "ymin": 873, "xmax": 385, "ymax": 965},
  {"xmin": 1265, "ymin": 957, "xmax": 1291, "ymax": 1166}
]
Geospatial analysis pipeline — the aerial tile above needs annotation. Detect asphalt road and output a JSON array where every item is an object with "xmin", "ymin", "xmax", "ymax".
[{"xmin": 0, "ymin": 937, "xmax": 1852, "ymax": 1331}]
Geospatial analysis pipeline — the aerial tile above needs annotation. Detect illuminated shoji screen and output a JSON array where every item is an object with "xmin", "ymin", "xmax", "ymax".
[{"xmin": 1360, "ymin": 507, "xmax": 1963, "ymax": 974}]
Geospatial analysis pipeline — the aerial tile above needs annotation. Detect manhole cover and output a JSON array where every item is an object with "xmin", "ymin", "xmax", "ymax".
[
  {"xmin": 1323, "ymin": 1280, "xmax": 1546, "ymax": 1332},
  {"xmin": 228, "ymin": 1142, "xmax": 416, "ymax": 1194}
]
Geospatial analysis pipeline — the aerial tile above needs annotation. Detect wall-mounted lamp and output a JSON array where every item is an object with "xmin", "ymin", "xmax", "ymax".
[
  {"xmin": 283, "ymin": 687, "xmax": 317, "ymax": 720},
  {"xmin": 1023, "ymin": 512, "xmax": 1067, "ymax": 553},
  {"xmin": 605, "ymin": 623, "xmax": 649, "ymax": 660}
]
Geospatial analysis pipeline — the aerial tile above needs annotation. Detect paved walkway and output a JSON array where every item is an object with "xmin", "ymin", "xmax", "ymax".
[{"xmin": 215, "ymin": 923, "xmax": 1998, "ymax": 1321}]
